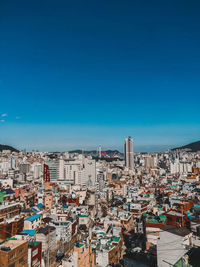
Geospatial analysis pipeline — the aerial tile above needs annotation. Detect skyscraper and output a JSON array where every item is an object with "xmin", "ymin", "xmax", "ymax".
[{"xmin": 124, "ymin": 136, "xmax": 134, "ymax": 170}]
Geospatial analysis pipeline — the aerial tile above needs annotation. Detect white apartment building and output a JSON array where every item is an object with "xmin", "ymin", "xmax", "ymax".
[{"xmin": 124, "ymin": 136, "xmax": 134, "ymax": 170}]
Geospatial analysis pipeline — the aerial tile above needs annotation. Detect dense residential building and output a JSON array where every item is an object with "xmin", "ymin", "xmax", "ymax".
[
  {"xmin": 0, "ymin": 239, "xmax": 28, "ymax": 267},
  {"xmin": 24, "ymin": 214, "xmax": 42, "ymax": 230},
  {"xmin": 0, "ymin": 216, "xmax": 24, "ymax": 239},
  {"xmin": 36, "ymin": 226, "xmax": 57, "ymax": 254},
  {"xmin": 28, "ymin": 241, "xmax": 42, "ymax": 267},
  {"xmin": 0, "ymin": 203, "xmax": 22, "ymax": 220},
  {"xmin": 0, "ymin": 141, "xmax": 200, "ymax": 266}
]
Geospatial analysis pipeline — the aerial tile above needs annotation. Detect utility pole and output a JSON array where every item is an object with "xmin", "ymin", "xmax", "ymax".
[
  {"xmin": 181, "ymin": 201, "xmax": 183, "ymax": 227},
  {"xmin": 89, "ymin": 228, "xmax": 92, "ymax": 267},
  {"xmin": 47, "ymin": 224, "xmax": 50, "ymax": 267}
]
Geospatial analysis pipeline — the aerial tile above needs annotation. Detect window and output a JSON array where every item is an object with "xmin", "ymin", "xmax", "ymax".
[
  {"xmin": 19, "ymin": 248, "xmax": 24, "ymax": 254},
  {"xmin": 32, "ymin": 248, "xmax": 38, "ymax": 257},
  {"xmin": 9, "ymin": 253, "xmax": 15, "ymax": 260},
  {"xmin": 19, "ymin": 257, "xmax": 24, "ymax": 263},
  {"xmin": 32, "ymin": 258, "xmax": 38, "ymax": 265}
]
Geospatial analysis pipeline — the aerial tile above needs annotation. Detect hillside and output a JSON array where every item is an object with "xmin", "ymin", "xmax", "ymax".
[
  {"xmin": 172, "ymin": 141, "xmax": 200, "ymax": 152},
  {"xmin": 0, "ymin": 144, "xmax": 19, "ymax": 152}
]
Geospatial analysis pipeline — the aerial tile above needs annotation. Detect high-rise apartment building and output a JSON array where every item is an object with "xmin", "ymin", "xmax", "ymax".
[
  {"xmin": 19, "ymin": 163, "xmax": 30, "ymax": 174},
  {"xmin": 64, "ymin": 157, "xmax": 96, "ymax": 186},
  {"xmin": 46, "ymin": 160, "xmax": 59, "ymax": 181},
  {"xmin": 46, "ymin": 156, "xmax": 96, "ymax": 185},
  {"xmin": 124, "ymin": 136, "xmax": 134, "ymax": 170},
  {"xmin": 145, "ymin": 156, "xmax": 156, "ymax": 170}
]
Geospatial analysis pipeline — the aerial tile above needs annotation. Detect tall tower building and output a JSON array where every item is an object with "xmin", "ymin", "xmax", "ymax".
[
  {"xmin": 124, "ymin": 136, "xmax": 134, "ymax": 170},
  {"xmin": 98, "ymin": 145, "xmax": 102, "ymax": 158}
]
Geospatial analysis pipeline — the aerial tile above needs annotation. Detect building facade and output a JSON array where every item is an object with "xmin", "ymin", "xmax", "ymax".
[{"xmin": 124, "ymin": 136, "xmax": 134, "ymax": 170}]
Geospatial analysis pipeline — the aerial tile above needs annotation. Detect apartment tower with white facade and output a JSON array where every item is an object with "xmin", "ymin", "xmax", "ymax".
[{"xmin": 124, "ymin": 136, "xmax": 134, "ymax": 170}]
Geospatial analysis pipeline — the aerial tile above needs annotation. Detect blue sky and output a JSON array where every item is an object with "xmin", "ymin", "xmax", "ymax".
[{"xmin": 0, "ymin": 0, "xmax": 200, "ymax": 152}]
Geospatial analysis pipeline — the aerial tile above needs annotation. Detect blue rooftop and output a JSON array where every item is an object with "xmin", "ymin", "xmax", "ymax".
[
  {"xmin": 32, "ymin": 208, "xmax": 38, "ymax": 212},
  {"xmin": 21, "ymin": 230, "xmax": 36, "ymax": 237},
  {"xmin": 5, "ymin": 188, "xmax": 15, "ymax": 195},
  {"xmin": 188, "ymin": 215, "xmax": 196, "ymax": 220},
  {"xmin": 24, "ymin": 214, "xmax": 42, "ymax": 222},
  {"xmin": 36, "ymin": 203, "xmax": 44, "ymax": 208}
]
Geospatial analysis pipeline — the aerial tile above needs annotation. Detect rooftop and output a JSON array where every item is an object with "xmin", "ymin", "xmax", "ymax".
[
  {"xmin": 78, "ymin": 214, "xmax": 89, "ymax": 218},
  {"xmin": 162, "ymin": 225, "xmax": 190, "ymax": 237},
  {"xmin": 76, "ymin": 242, "xmax": 84, "ymax": 248},
  {"xmin": 37, "ymin": 226, "xmax": 55, "ymax": 235},
  {"xmin": 28, "ymin": 241, "xmax": 40, "ymax": 248},
  {"xmin": 36, "ymin": 203, "xmax": 44, "ymax": 208},
  {"xmin": 0, "ymin": 240, "xmax": 27, "ymax": 251},
  {"xmin": 112, "ymin": 237, "xmax": 120, "ymax": 243},
  {"xmin": 21, "ymin": 230, "xmax": 36, "ymax": 237},
  {"xmin": 0, "ymin": 202, "xmax": 21, "ymax": 210},
  {"xmin": 166, "ymin": 211, "xmax": 184, "ymax": 217},
  {"xmin": 144, "ymin": 213, "xmax": 167, "ymax": 224},
  {"xmin": 24, "ymin": 214, "xmax": 42, "ymax": 222}
]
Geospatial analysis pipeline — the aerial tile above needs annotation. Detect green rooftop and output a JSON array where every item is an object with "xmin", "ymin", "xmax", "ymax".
[
  {"xmin": 97, "ymin": 232, "xmax": 106, "ymax": 235},
  {"xmin": 28, "ymin": 241, "xmax": 40, "ymax": 248},
  {"xmin": 76, "ymin": 243, "xmax": 84, "ymax": 248},
  {"xmin": 0, "ymin": 192, "xmax": 6, "ymax": 203},
  {"xmin": 144, "ymin": 214, "xmax": 166, "ymax": 224},
  {"xmin": 104, "ymin": 244, "xmax": 114, "ymax": 251},
  {"xmin": 113, "ymin": 237, "xmax": 120, "ymax": 243}
]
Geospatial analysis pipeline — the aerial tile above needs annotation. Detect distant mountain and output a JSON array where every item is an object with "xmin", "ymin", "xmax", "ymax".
[
  {"xmin": 0, "ymin": 144, "xmax": 19, "ymax": 152},
  {"xmin": 172, "ymin": 141, "xmax": 200, "ymax": 152},
  {"xmin": 68, "ymin": 149, "xmax": 122, "ymax": 156},
  {"xmin": 69, "ymin": 149, "xmax": 94, "ymax": 154}
]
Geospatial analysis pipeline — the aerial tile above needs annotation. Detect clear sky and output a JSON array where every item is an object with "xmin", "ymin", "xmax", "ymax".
[{"xmin": 0, "ymin": 0, "xmax": 200, "ymax": 152}]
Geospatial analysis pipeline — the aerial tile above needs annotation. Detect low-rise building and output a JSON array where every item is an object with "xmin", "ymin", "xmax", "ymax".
[
  {"xmin": 157, "ymin": 225, "xmax": 192, "ymax": 267},
  {"xmin": 0, "ymin": 203, "xmax": 22, "ymax": 220},
  {"xmin": 28, "ymin": 241, "xmax": 42, "ymax": 267},
  {"xmin": 95, "ymin": 236, "xmax": 122, "ymax": 267},
  {"xmin": 0, "ymin": 216, "xmax": 24, "ymax": 239},
  {"xmin": 24, "ymin": 214, "xmax": 42, "ymax": 230},
  {"xmin": 36, "ymin": 226, "xmax": 56, "ymax": 254}
]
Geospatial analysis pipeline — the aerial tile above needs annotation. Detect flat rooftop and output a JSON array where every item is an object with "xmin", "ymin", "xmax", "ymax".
[
  {"xmin": 0, "ymin": 239, "xmax": 27, "ymax": 251},
  {"xmin": 0, "ymin": 203, "xmax": 21, "ymax": 210},
  {"xmin": 167, "ymin": 211, "xmax": 184, "ymax": 217},
  {"xmin": 162, "ymin": 225, "xmax": 190, "ymax": 237},
  {"xmin": 24, "ymin": 214, "xmax": 42, "ymax": 222}
]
